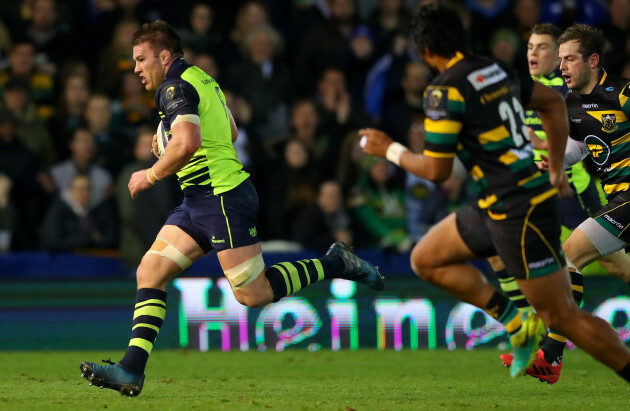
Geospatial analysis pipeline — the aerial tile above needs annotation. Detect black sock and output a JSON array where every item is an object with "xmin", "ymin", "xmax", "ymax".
[
  {"xmin": 541, "ymin": 335, "xmax": 566, "ymax": 364},
  {"xmin": 118, "ymin": 288, "xmax": 167, "ymax": 375},
  {"xmin": 617, "ymin": 362, "xmax": 630, "ymax": 383},
  {"xmin": 265, "ymin": 255, "xmax": 344, "ymax": 302},
  {"xmin": 484, "ymin": 290, "xmax": 521, "ymax": 333}
]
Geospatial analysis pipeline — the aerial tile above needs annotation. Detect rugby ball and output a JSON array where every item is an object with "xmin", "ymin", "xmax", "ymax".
[{"xmin": 156, "ymin": 120, "xmax": 169, "ymax": 157}]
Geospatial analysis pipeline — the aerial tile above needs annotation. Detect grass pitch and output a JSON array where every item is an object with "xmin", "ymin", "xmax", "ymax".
[{"xmin": 0, "ymin": 349, "xmax": 626, "ymax": 410}]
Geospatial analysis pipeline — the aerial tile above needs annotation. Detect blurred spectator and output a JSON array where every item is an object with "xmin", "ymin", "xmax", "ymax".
[
  {"xmin": 225, "ymin": 24, "xmax": 293, "ymax": 141},
  {"xmin": 95, "ymin": 19, "xmax": 138, "ymax": 98},
  {"xmin": 314, "ymin": 66, "xmax": 370, "ymax": 159},
  {"xmin": 266, "ymin": 98, "xmax": 337, "ymax": 178},
  {"xmin": 0, "ymin": 108, "xmax": 46, "ymax": 249},
  {"xmin": 349, "ymin": 157, "xmax": 410, "ymax": 252},
  {"xmin": 117, "ymin": 127, "xmax": 180, "ymax": 268},
  {"xmin": 47, "ymin": 72, "xmax": 89, "ymax": 159},
  {"xmin": 296, "ymin": 0, "xmax": 376, "ymax": 97},
  {"xmin": 490, "ymin": 28, "xmax": 521, "ymax": 68},
  {"xmin": 381, "ymin": 61, "xmax": 427, "ymax": 144},
  {"xmin": 540, "ymin": 0, "xmax": 608, "ymax": 28},
  {"xmin": 336, "ymin": 130, "xmax": 368, "ymax": 193},
  {"xmin": 0, "ymin": 173, "xmax": 18, "ymax": 252},
  {"xmin": 367, "ymin": 0, "xmax": 412, "ymax": 57},
  {"xmin": 600, "ymin": 0, "xmax": 630, "ymax": 77},
  {"xmin": 264, "ymin": 138, "xmax": 320, "ymax": 239},
  {"xmin": 84, "ymin": 93, "xmax": 130, "ymax": 178},
  {"xmin": 191, "ymin": 52, "xmax": 220, "ymax": 80},
  {"xmin": 115, "ymin": 70, "xmax": 155, "ymax": 131},
  {"xmin": 50, "ymin": 127, "xmax": 114, "ymax": 207},
  {"xmin": 178, "ymin": 3, "xmax": 226, "ymax": 65},
  {"xmin": 0, "ymin": 18, "xmax": 11, "ymax": 64},
  {"xmin": 292, "ymin": 180, "xmax": 360, "ymax": 251},
  {"xmin": 466, "ymin": 0, "xmax": 512, "ymax": 56},
  {"xmin": 1, "ymin": 75, "xmax": 55, "ymax": 168},
  {"xmin": 229, "ymin": 0, "xmax": 272, "ymax": 65},
  {"xmin": 0, "ymin": 40, "xmax": 55, "ymax": 117},
  {"xmin": 40, "ymin": 173, "xmax": 118, "ymax": 252},
  {"xmin": 19, "ymin": 0, "xmax": 75, "ymax": 72}
]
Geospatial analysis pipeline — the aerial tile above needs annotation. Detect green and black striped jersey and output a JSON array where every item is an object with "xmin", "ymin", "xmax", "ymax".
[
  {"xmin": 566, "ymin": 70, "xmax": 630, "ymax": 200},
  {"xmin": 423, "ymin": 52, "xmax": 554, "ymax": 216},
  {"xmin": 526, "ymin": 68, "xmax": 591, "ymax": 195},
  {"xmin": 155, "ymin": 58, "xmax": 249, "ymax": 194}
]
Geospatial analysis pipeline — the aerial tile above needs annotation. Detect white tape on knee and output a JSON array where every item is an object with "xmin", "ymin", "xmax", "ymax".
[
  {"xmin": 224, "ymin": 253, "xmax": 265, "ymax": 290},
  {"xmin": 146, "ymin": 238, "xmax": 192, "ymax": 270}
]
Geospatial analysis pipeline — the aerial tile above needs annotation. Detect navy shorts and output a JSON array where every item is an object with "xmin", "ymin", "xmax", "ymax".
[
  {"xmin": 164, "ymin": 179, "xmax": 260, "ymax": 253},
  {"xmin": 455, "ymin": 196, "xmax": 565, "ymax": 279}
]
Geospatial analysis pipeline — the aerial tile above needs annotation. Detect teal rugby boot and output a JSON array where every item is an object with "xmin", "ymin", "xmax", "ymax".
[{"xmin": 80, "ymin": 361, "xmax": 145, "ymax": 397}]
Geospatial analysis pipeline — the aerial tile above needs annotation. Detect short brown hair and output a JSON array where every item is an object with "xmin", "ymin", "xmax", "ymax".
[
  {"xmin": 531, "ymin": 23, "xmax": 562, "ymax": 43},
  {"xmin": 131, "ymin": 20, "xmax": 183, "ymax": 58},
  {"xmin": 558, "ymin": 24, "xmax": 604, "ymax": 67}
]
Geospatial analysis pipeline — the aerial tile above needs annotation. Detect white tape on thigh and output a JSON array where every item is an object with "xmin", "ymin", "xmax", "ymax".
[
  {"xmin": 577, "ymin": 218, "xmax": 626, "ymax": 256},
  {"xmin": 224, "ymin": 253, "xmax": 265, "ymax": 290},
  {"xmin": 147, "ymin": 238, "xmax": 192, "ymax": 270}
]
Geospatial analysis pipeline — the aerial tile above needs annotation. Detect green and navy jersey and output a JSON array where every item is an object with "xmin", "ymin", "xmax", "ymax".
[
  {"xmin": 156, "ymin": 58, "xmax": 249, "ymax": 194},
  {"xmin": 423, "ymin": 52, "xmax": 554, "ymax": 215},
  {"xmin": 525, "ymin": 68, "xmax": 591, "ymax": 194},
  {"xmin": 566, "ymin": 70, "xmax": 630, "ymax": 200}
]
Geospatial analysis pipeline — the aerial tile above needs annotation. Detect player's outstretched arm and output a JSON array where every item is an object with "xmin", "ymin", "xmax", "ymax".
[
  {"xmin": 359, "ymin": 128, "xmax": 453, "ymax": 183},
  {"xmin": 525, "ymin": 82, "xmax": 569, "ymax": 189}
]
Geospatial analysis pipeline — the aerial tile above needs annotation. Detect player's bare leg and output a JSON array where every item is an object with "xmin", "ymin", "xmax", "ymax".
[
  {"xmin": 598, "ymin": 250, "xmax": 630, "ymax": 282},
  {"xmin": 81, "ymin": 225, "xmax": 202, "ymax": 396},
  {"xmin": 517, "ymin": 269, "xmax": 630, "ymax": 376}
]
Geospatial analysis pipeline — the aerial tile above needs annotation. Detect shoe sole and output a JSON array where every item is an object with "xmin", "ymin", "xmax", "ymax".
[{"xmin": 80, "ymin": 363, "xmax": 142, "ymax": 397}]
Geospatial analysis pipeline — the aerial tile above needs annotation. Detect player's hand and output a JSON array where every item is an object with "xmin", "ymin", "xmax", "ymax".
[
  {"xmin": 537, "ymin": 153, "xmax": 550, "ymax": 171},
  {"xmin": 358, "ymin": 128, "xmax": 393, "ymax": 158},
  {"xmin": 527, "ymin": 127, "xmax": 548, "ymax": 150},
  {"xmin": 128, "ymin": 169, "xmax": 153, "ymax": 198},
  {"xmin": 548, "ymin": 167, "xmax": 571, "ymax": 198},
  {"xmin": 152, "ymin": 134, "xmax": 161, "ymax": 158},
  {"xmin": 556, "ymin": 172, "xmax": 573, "ymax": 198}
]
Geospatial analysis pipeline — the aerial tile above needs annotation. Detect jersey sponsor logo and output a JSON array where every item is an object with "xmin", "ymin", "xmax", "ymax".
[
  {"xmin": 606, "ymin": 87, "xmax": 614, "ymax": 91},
  {"xmin": 569, "ymin": 117, "xmax": 582, "ymax": 123},
  {"xmin": 603, "ymin": 214, "xmax": 624, "ymax": 230},
  {"xmin": 211, "ymin": 235, "xmax": 225, "ymax": 244},
  {"xmin": 584, "ymin": 134, "xmax": 610, "ymax": 165},
  {"xmin": 602, "ymin": 113, "xmax": 618, "ymax": 132},
  {"xmin": 467, "ymin": 63, "xmax": 507, "ymax": 91},
  {"xmin": 582, "ymin": 103, "xmax": 598, "ymax": 108},
  {"xmin": 161, "ymin": 84, "xmax": 187, "ymax": 115}
]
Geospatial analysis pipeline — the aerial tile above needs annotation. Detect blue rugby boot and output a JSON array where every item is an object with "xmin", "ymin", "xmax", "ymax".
[
  {"xmin": 326, "ymin": 242, "xmax": 384, "ymax": 291},
  {"xmin": 80, "ymin": 360, "xmax": 145, "ymax": 397}
]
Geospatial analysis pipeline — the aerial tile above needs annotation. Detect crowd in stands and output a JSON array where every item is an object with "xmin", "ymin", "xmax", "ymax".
[{"xmin": 0, "ymin": 0, "xmax": 628, "ymax": 268}]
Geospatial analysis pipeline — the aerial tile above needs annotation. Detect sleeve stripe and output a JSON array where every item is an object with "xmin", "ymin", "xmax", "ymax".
[
  {"xmin": 425, "ymin": 118, "xmax": 463, "ymax": 134},
  {"xmin": 478, "ymin": 125, "xmax": 510, "ymax": 144},
  {"xmin": 423, "ymin": 150, "xmax": 456, "ymax": 158}
]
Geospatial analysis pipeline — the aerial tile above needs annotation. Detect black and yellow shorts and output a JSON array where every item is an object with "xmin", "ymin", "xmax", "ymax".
[{"xmin": 455, "ymin": 195, "xmax": 565, "ymax": 279}]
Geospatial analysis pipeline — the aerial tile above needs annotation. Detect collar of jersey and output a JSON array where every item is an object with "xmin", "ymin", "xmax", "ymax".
[
  {"xmin": 446, "ymin": 51, "xmax": 465, "ymax": 69},
  {"xmin": 164, "ymin": 57, "xmax": 189, "ymax": 82}
]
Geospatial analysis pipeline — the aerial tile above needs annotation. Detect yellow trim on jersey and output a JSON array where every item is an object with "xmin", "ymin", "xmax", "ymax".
[
  {"xmin": 610, "ymin": 157, "xmax": 630, "ymax": 170},
  {"xmin": 423, "ymin": 150, "xmax": 456, "ymax": 158},
  {"xmin": 478, "ymin": 125, "xmax": 510, "ymax": 144},
  {"xmin": 448, "ymin": 87, "xmax": 465, "ymax": 102},
  {"xmin": 611, "ymin": 132, "xmax": 630, "ymax": 146},
  {"xmin": 171, "ymin": 113, "xmax": 201, "ymax": 127},
  {"xmin": 529, "ymin": 188, "xmax": 557, "ymax": 205},
  {"xmin": 518, "ymin": 171, "xmax": 542, "ymax": 186},
  {"xmin": 470, "ymin": 165, "xmax": 484, "ymax": 181},
  {"xmin": 619, "ymin": 82, "xmax": 630, "ymax": 108},
  {"xmin": 478, "ymin": 194, "xmax": 497, "ymax": 208},
  {"xmin": 599, "ymin": 70, "xmax": 607, "ymax": 84},
  {"xmin": 425, "ymin": 118, "xmax": 463, "ymax": 134},
  {"xmin": 586, "ymin": 110, "xmax": 628, "ymax": 123},
  {"xmin": 604, "ymin": 182, "xmax": 630, "ymax": 194},
  {"xmin": 498, "ymin": 151, "xmax": 518, "ymax": 165},
  {"xmin": 446, "ymin": 51, "xmax": 465, "ymax": 69},
  {"xmin": 487, "ymin": 209, "xmax": 506, "ymax": 220}
]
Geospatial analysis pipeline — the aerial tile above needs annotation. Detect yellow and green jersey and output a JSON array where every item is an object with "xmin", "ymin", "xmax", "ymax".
[
  {"xmin": 423, "ymin": 52, "xmax": 552, "ymax": 215},
  {"xmin": 566, "ymin": 70, "xmax": 630, "ymax": 200},
  {"xmin": 525, "ymin": 68, "xmax": 591, "ymax": 194},
  {"xmin": 155, "ymin": 58, "xmax": 249, "ymax": 194}
]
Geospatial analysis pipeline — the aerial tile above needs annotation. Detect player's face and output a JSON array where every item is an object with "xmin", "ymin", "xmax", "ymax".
[
  {"xmin": 527, "ymin": 34, "xmax": 558, "ymax": 77},
  {"xmin": 133, "ymin": 42, "xmax": 165, "ymax": 91},
  {"xmin": 559, "ymin": 40, "xmax": 594, "ymax": 93}
]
